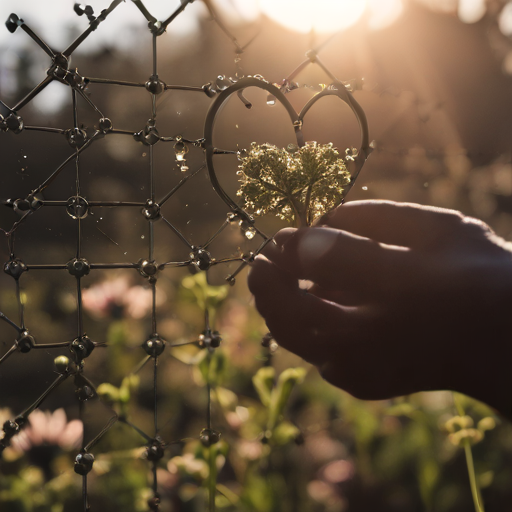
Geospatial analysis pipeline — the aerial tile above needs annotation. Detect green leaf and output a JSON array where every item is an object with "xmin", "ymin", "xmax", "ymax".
[
  {"xmin": 97, "ymin": 383, "xmax": 120, "ymax": 403},
  {"xmin": 272, "ymin": 421, "xmax": 301, "ymax": 445},
  {"xmin": 268, "ymin": 367, "xmax": 306, "ymax": 430},
  {"xmin": 252, "ymin": 366, "xmax": 275, "ymax": 407},
  {"xmin": 215, "ymin": 387, "xmax": 237, "ymax": 410},
  {"xmin": 198, "ymin": 350, "xmax": 227, "ymax": 387},
  {"xmin": 181, "ymin": 272, "xmax": 229, "ymax": 311}
]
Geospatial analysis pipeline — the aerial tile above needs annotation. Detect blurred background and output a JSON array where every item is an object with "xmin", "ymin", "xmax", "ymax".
[{"xmin": 2, "ymin": 1, "xmax": 512, "ymax": 511}]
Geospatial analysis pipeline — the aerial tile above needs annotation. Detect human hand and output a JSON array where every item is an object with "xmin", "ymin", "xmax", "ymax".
[{"xmin": 248, "ymin": 200, "xmax": 512, "ymax": 418}]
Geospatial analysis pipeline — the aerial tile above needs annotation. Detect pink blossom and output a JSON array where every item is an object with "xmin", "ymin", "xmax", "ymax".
[
  {"xmin": 11, "ymin": 408, "xmax": 83, "ymax": 452},
  {"xmin": 82, "ymin": 275, "xmax": 161, "ymax": 319}
]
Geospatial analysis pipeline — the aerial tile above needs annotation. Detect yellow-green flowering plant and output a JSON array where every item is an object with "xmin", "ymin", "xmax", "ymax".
[{"xmin": 237, "ymin": 141, "xmax": 351, "ymax": 227}]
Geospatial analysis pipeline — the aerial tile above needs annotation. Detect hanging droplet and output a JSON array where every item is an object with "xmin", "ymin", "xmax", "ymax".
[
  {"xmin": 362, "ymin": 186, "xmax": 368, "ymax": 191},
  {"xmin": 174, "ymin": 137, "xmax": 189, "ymax": 161},
  {"xmin": 239, "ymin": 219, "xmax": 256, "ymax": 239},
  {"xmin": 215, "ymin": 75, "xmax": 230, "ymax": 91},
  {"xmin": 180, "ymin": 165, "xmax": 189, "ymax": 172},
  {"xmin": 245, "ymin": 227, "xmax": 256, "ymax": 240},
  {"xmin": 266, "ymin": 94, "xmax": 276, "ymax": 106},
  {"xmin": 75, "ymin": 385, "xmax": 95, "ymax": 402}
]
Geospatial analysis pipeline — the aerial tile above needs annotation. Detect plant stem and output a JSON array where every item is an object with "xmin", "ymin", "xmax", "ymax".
[
  {"xmin": 209, "ymin": 445, "xmax": 217, "ymax": 512},
  {"xmin": 454, "ymin": 393, "xmax": 485, "ymax": 512},
  {"xmin": 463, "ymin": 439, "xmax": 484, "ymax": 512}
]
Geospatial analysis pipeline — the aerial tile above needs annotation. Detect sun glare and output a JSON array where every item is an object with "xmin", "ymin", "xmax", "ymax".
[{"xmin": 258, "ymin": 0, "xmax": 403, "ymax": 33}]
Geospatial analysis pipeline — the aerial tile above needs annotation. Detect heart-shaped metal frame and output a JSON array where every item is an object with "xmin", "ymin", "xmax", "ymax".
[{"xmin": 204, "ymin": 76, "xmax": 371, "ymax": 222}]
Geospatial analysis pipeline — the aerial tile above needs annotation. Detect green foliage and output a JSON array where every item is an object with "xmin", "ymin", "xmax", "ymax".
[
  {"xmin": 181, "ymin": 272, "xmax": 229, "ymax": 313},
  {"xmin": 237, "ymin": 142, "xmax": 351, "ymax": 226}
]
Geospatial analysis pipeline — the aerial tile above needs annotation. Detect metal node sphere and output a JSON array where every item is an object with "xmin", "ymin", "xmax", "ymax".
[
  {"xmin": 66, "ymin": 196, "xmax": 89, "ymax": 219},
  {"xmin": 67, "ymin": 258, "xmax": 90, "ymax": 277},
  {"xmin": 146, "ymin": 438, "xmax": 165, "ymax": 461},
  {"xmin": 139, "ymin": 259, "xmax": 158, "ymax": 278},
  {"xmin": 16, "ymin": 331, "xmax": 35, "ymax": 353},
  {"xmin": 142, "ymin": 200, "xmax": 161, "ymax": 220},
  {"xmin": 74, "ymin": 452, "xmax": 95, "ymax": 475},
  {"xmin": 145, "ymin": 76, "xmax": 165, "ymax": 95},
  {"xmin": 4, "ymin": 258, "xmax": 27, "ymax": 279},
  {"xmin": 4, "ymin": 113, "xmax": 24, "ymax": 134},
  {"xmin": 143, "ymin": 335, "xmax": 166, "ymax": 357},
  {"xmin": 70, "ymin": 336, "xmax": 95, "ymax": 361},
  {"xmin": 190, "ymin": 248, "xmax": 212, "ymax": 271},
  {"xmin": 200, "ymin": 428, "xmax": 221, "ymax": 447},
  {"xmin": 2, "ymin": 420, "xmax": 20, "ymax": 437},
  {"xmin": 198, "ymin": 330, "xmax": 222, "ymax": 349},
  {"xmin": 66, "ymin": 128, "xmax": 87, "ymax": 148},
  {"xmin": 98, "ymin": 117, "xmax": 113, "ymax": 132}
]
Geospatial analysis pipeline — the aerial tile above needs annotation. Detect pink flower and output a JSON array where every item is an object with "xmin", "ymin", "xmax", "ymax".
[
  {"xmin": 11, "ymin": 408, "xmax": 83, "ymax": 453},
  {"xmin": 82, "ymin": 275, "xmax": 161, "ymax": 319}
]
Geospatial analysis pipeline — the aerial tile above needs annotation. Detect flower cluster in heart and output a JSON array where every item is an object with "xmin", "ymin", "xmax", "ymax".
[{"xmin": 237, "ymin": 141, "xmax": 351, "ymax": 226}]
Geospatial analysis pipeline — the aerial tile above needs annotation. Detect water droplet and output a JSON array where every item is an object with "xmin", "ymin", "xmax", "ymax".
[
  {"xmin": 235, "ymin": 124, "xmax": 239, "ymax": 129},
  {"xmin": 124, "ymin": 252, "xmax": 128, "ymax": 255},
  {"xmin": 245, "ymin": 227, "xmax": 256, "ymax": 240},
  {"xmin": 141, "ymin": 235, "xmax": 145, "ymax": 239},
  {"xmin": 266, "ymin": 94, "xmax": 276, "ymax": 106},
  {"xmin": 362, "ymin": 186, "xmax": 368, "ymax": 191},
  {"xmin": 142, "ymin": 152, "xmax": 147, "ymax": 157},
  {"xmin": 423, "ymin": 182, "xmax": 429, "ymax": 188}
]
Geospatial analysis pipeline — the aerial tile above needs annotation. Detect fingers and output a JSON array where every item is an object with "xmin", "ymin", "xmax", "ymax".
[
  {"xmin": 263, "ymin": 226, "xmax": 411, "ymax": 295},
  {"xmin": 320, "ymin": 200, "xmax": 466, "ymax": 249},
  {"xmin": 247, "ymin": 255, "xmax": 356, "ymax": 365}
]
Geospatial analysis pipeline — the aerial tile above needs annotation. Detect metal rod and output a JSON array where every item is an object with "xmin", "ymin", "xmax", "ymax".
[
  {"xmin": 20, "ymin": 23, "xmax": 55, "ymax": 58},
  {"xmin": 160, "ymin": 215, "xmax": 193, "ymax": 249},
  {"xmin": 158, "ymin": 165, "xmax": 205, "ymax": 206},
  {"xmin": 13, "ymin": 75, "xmax": 54, "ymax": 112}
]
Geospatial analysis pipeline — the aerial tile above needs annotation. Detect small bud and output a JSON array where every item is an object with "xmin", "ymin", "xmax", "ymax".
[{"xmin": 54, "ymin": 355, "xmax": 70, "ymax": 374}]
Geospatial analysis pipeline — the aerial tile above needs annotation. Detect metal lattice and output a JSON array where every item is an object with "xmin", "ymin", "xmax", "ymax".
[{"xmin": 0, "ymin": 1, "xmax": 370, "ymax": 510}]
